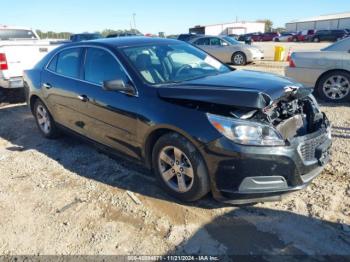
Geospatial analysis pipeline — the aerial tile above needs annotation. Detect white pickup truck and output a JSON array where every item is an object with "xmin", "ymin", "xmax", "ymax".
[{"xmin": 0, "ymin": 26, "xmax": 62, "ymax": 89}]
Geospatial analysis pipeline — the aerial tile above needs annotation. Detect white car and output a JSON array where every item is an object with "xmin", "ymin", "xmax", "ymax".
[
  {"xmin": 273, "ymin": 32, "xmax": 295, "ymax": 42},
  {"xmin": 285, "ymin": 37, "xmax": 350, "ymax": 102},
  {"xmin": 0, "ymin": 26, "xmax": 61, "ymax": 89},
  {"xmin": 190, "ymin": 35, "xmax": 264, "ymax": 65}
]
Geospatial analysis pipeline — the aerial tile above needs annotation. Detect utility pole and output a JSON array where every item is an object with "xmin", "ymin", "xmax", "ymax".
[{"xmin": 132, "ymin": 13, "xmax": 136, "ymax": 29}]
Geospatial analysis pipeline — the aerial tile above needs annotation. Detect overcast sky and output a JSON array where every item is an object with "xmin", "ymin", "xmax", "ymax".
[{"xmin": 1, "ymin": 0, "xmax": 350, "ymax": 34}]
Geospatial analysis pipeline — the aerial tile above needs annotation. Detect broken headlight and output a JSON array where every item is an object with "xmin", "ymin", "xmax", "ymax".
[{"xmin": 207, "ymin": 113, "xmax": 285, "ymax": 146}]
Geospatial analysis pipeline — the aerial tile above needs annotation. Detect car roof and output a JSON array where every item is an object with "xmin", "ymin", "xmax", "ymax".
[{"xmin": 60, "ymin": 36, "xmax": 182, "ymax": 49}]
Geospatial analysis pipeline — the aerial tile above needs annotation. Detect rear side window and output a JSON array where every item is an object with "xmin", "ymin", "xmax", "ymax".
[
  {"xmin": 54, "ymin": 48, "xmax": 81, "ymax": 78},
  {"xmin": 194, "ymin": 38, "xmax": 210, "ymax": 45},
  {"xmin": 84, "ymin": 48, "xmax": 127, "ymax": 85},
  {"xmin": 0, "ymin": 29, "xmax": 37, "ymax": 40}
]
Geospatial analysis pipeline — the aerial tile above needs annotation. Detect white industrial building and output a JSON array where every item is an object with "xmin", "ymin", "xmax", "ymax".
[
  {"xmin": 286, "ymin": 12, "xmax": 350, "ymax": 32},
  {"xmin": 189, "ymin": 21, "xmax": 265, "ymax": 35}
]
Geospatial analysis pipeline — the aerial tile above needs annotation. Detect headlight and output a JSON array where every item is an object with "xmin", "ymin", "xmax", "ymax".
[{"xmin": 207, "ymin": 113, "xmax": 285, "ymax": 146}]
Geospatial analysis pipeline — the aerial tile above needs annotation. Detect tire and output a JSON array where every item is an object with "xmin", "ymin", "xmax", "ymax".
[
  {"xmin": 33, "ymin": 99, "xmax": 60, "ymax": 138},
  {"xmin": 152, "ymin": 132, "xmax": 210, "ymax": 202},
  {"xmin": 316, "ymin": 71, "xmax": 350, "ymax": 102},
  {"xmin": 293, "ymin": 37, "xmax": 298, "ymax": 42},
  {"xmin": 231, "ymin": 52, "xmax": 247, "ymax": 65},
  {"xmin": 313, "ymin": 37, "xmax": 320, "ymax": 42}
]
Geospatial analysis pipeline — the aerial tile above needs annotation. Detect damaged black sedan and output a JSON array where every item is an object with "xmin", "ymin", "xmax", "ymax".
[{"xmin": 24, "ymin": 37, "xmax": 332, "ymax": 204}]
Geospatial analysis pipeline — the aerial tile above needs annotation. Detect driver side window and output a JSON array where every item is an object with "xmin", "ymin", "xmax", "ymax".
[
  {"xmin": 84, "ymin": 48, "xmax": 128, "ymax": 85},
  {"xmin": 209, "ymin": 38, "xmax": 222, "ymax": 46}
]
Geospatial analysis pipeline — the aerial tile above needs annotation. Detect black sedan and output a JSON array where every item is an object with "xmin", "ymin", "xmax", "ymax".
[{"xmin": 24, "ymin": 37, "xmax": 331, "ymax": 204}]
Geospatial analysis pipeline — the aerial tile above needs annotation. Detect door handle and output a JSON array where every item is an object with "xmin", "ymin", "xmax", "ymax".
[
  {"xmin": 42, "ymin": 83, "xmax": 52, "ymax": 89},
  {"xmin": 78, "ymin": 94, "xmax": 89, "ymax": 102}
]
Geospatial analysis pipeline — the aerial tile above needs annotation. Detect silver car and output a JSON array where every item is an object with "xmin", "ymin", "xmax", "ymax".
[
  {"xmin": 190, "ymin": 35, "xmax": 264, "ymax": 65},
  {"xmin": 286, "ymin": 37, "xmax": 350, "ymax": 102}
]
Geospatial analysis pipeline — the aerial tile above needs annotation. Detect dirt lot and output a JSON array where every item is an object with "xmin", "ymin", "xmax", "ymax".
[{"xmin": 0, "ymin": 62, "xmax": 349, "ymax": 258}]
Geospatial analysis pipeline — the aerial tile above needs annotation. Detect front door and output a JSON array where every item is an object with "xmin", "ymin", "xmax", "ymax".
[{"xmin": 76, "ymin": 47, "xmax": 140, "ymax": 159}]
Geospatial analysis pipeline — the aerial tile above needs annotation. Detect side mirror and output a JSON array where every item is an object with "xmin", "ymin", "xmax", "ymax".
[{"xmin": 102, "ymin": 79, "xmax": 136, "ymax": 96}]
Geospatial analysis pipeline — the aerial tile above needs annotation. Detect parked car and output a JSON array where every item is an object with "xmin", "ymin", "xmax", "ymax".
[
  {"xmin": 286, "ymin": 37, "xmax": 350, "ymax": 102},
  {"xmin": 310, "ymin": 30, "xmax": 348, "ymax": 42},
  {"xmin": 24, "ymin": 37, "xmax": 331, "ymax": 204},
  {"xmin": 190, "ymin": 35, "xmax": 264, "ymax": 65},
  {"xmin": 237, "ymin": 32, "xmax": 261, "ymax": 42},
  {"xmin": 0, "ymin": 26, "xmax": 61, "ymax": 90},
  {"xmin": 291, "ymin": 30, "xmax": 315, "ymax": 42},
  {"xmin": 258, "ymin": 32, "xmax": 280, "ymax": 41},
  {"xmin": 227, "ymin": 34, "xmax": 239, "ymax": 40},
  {"xmin": 177, "ymin": 33, "xmax": 203, "ymax": 42},
  {"xmin": 273, "ymin": 32, "xmax": 295, "ymax": 42},
  {"xmin": 107, "ymin": 33, "xmax": 142, "ymax": 38},
  {"xmin": 70, "ymin": 33, "xmax": 102, "ymax": 42}
]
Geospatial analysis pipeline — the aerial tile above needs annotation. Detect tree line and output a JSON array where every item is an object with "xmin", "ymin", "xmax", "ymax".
[{"xmin": 36, "ymin": 29, "xmax": 142, "ymax": 39}]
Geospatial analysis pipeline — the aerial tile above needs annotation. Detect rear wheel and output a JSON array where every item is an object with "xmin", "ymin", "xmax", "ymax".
[
  {"xmin": 313, "ymin": 37, "xmax": 320, "ymax": 42},
  {"xmin": 316, "ymin": 71, "xmax": 350, "ymax": 102},
  {"xmin": 33, "ymin": 100, "xmax": 60, "ymax": 138},
  {"xmin": 231, "ymin": 52, "xmax": 247, "ymax": 65},
  {"xmin": 152, "ymin": 133, "xmax": 210, "ymax": 202}
]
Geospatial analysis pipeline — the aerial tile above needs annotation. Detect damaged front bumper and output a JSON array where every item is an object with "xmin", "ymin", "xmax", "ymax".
[{"xmin": 202, "ymin": 115, "xmax": 332, "ymax": 205}]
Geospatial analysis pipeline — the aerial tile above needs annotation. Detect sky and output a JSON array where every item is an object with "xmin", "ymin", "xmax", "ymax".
[{"xmin": 1, "ymin": 0, "xmax": 350, "ymax": 34}]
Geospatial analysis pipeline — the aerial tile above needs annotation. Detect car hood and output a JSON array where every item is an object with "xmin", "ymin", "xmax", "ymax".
[{"xmin": 157, "ymin": 70, "xmax": 310, "ymax": 109}]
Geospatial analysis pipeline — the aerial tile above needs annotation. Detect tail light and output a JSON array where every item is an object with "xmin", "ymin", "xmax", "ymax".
[
  {"xmin": 0, "ymin": 53, "xmax": 8, "ymax": 70},
  {"xmin": 289, "ymin": 58, "xmax": 296, "ymax": 67}
]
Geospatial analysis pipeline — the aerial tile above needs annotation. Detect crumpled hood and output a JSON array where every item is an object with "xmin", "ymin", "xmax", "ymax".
[{"xmin": 157, "ymin": 70, "xmax": 310, "ymax": 109}]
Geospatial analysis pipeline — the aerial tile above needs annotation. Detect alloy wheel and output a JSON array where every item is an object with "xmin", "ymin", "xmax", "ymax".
[
  {"xmin": 36, "ymin": 104, "xmax": 51, "ymax": 134},
  {"xmin": 233, "ymin": 54, "xmax": 244, "ymax": 65},
  {"xmin": 158, "ymin": 146, "xmax": 194, "ymax": 193},
  {"xmin": 322, "ymin": 75, "xmax": 350, "ymax": 100}
]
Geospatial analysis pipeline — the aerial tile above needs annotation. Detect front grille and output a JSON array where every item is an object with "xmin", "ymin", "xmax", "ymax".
[{"xmin": 299, "ymin": 134, "xmax": 328, "ymax": 162}]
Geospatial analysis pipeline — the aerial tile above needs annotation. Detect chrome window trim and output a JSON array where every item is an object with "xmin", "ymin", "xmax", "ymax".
[{"xmin": 44, "ymin": 44, "xmax": 139, "ymax": 97}]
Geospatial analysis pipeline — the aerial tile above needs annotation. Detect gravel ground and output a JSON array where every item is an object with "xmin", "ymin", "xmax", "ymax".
[{"xmin": 0, "ymin": 62, "xmax": 349, "ymax": 258}]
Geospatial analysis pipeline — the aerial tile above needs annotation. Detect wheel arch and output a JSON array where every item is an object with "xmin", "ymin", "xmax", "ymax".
[
  {"xmin": 143, "ymin": 125, "xmax": 206, "ymax": 170},
  {"xmin": 29, "ymin": 94, "xmax": 41, "ymax": 114}
]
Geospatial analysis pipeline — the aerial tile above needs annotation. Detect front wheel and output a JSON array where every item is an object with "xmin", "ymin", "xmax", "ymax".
[
  {"xmin": 152, "ymin": 133, "xmax": 210, "ymax": 202},
  {"xmin": 231, "ymin": 52, "xmax": 247, "ymax": 65},
  {"xmin": 313, "ymin": 37, "xmax": 320, "ymax": 42},
  {"xmin": 33, "ymin": 100, "xmax": 60, "ymax": 138},
  {"xmin": 316, "ymin": 71, "xmax": 350, "ymax": 102}
]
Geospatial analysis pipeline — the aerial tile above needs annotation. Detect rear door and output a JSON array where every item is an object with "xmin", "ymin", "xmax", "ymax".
[
  {"xmin": 76, "ymin": 47, "xmax": 140, "ymax": 158},
  {"xmin": 41, "ymin": 47, "xmax": 90, "ymax": 135},
  {"xmin": 193, "ymin": 37, "xmax": 211, "ymax": 53},
  {"xmin": 206, "ymin": 37, "xmax": 228, "ymax": 61}
]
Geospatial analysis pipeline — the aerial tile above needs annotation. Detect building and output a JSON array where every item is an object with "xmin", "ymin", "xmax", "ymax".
[
  {"xmin": 189, "ymin": 21, "xmax": 265, "ymax": 36},
  {"xmin": 286, "ymin": 12, "xmax": 350, "ymax": 32}
]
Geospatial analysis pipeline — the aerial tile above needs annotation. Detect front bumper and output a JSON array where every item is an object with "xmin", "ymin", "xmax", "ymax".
[
  {"xmin": 203, "ymin": 119, "xmax": 331, "ymax": 204},
  {"xmin": 0, "ymin": 77, "xmax": 24, "ymax": 89}
]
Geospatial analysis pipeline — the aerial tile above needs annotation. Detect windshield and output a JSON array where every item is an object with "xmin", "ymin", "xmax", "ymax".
[
  {"xmin": 0, "ymin": 29, "xmax": 37, "ymax": 40},
  {"xmin": 121, "ymin": 43, "xmax": 231, "ymax": 85},
  {"xmin": 322, "ymin": 37, "xmax": 350, "ymax": 51},
  {"xmin": 223, "ymin": 36, "xmax": 240, "ymax": 45}
]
